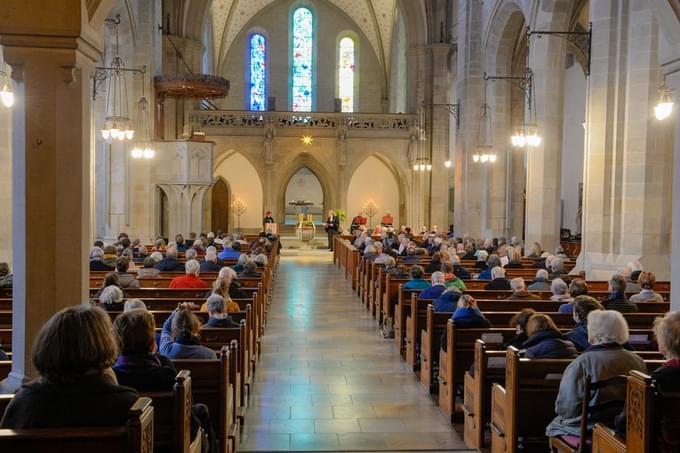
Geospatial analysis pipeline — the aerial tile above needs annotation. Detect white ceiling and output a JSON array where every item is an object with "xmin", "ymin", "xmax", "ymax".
[{"xmin": 211, "ymin": 0, "xmax": 397, "ymax": 73}]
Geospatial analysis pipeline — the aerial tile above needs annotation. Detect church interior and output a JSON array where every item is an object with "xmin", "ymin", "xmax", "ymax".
[{"xmin": 1, "ymin": 0, "xmax": 680, "ymax": 452}]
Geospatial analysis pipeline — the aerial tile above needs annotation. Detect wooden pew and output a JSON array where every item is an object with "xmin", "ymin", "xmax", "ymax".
[
  {"xmin": 0, "ymin": 397, "xmax": 154, "ymax": 453},
  {"xmin": 173, "ymin": 345, "xmax": 238, "ymax": 453},
  {"xmin": 0, "ymin": 360, "xmax": 10, "ymax": 380},
  {"xmin": 140, "ymin": 369, "xmax": 201, "ymax": 453},
  {"xmin": 489, "ymin": 348, "xmax": 666, "ymax": 453},
  {"xmin": 394, "ymin": 286, "xmax": 422, "ymax": 356},
  {"xmin": 592, "ymin": 370, "xmax": 680, "ymax": 453}
]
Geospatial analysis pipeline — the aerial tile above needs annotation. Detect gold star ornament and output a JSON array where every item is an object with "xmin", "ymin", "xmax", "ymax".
[{"xmin": 301, "ymin": 135, "xmax": 313, "ymax": 146}]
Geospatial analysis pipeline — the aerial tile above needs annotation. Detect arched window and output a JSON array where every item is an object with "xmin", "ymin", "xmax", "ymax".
[
  {"xmin": 291, "ymin": 7, "xmax": 313, "ymax": 112},
  {"xmin": 338, "ymin": 37, "xmax": 355, "ymax": 112},
  {"xmin": 249, "ymin": 33, "xmax": 267, "ymax": 111}
]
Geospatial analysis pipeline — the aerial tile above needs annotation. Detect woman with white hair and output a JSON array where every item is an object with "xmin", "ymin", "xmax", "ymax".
[
  {"xmin": 169, "ymin": 259, "xmax": 209, "ymax": 289},
  {"xmin": 550, "ymin": 278, "xmax": 572, "ymax": 303},
  {"xmin": 217, "ymin": 266, "xmax": 248, "ymax": 299},
  {"xmin": 99, "ymin": 285, "xmax": 124, "ymax": 311},
  {"xmin": 545, "ymin": 310, "xmax": 647, "ymax": 437},
  {"xmin": 89, "ymin": 246, "xmax": 114, "ymax": 271}
]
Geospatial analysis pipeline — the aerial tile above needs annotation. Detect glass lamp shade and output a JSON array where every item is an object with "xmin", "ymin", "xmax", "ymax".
[
  {"xmin": 526, "ymin": 134, "xmax": 542, "ymax": 147},
  {"xmin": 143, "ymin": 147, "xmax": 155, "ymax": 159},
  {"xmin": 110, "ymin": 128, "xmax": 120, "ymax": 139},
  {"xmin": 419, "ymin": 164, "xmax": 426, "ymax": 171},
  {"xmin": 426, "ymin": 164, "xmax": 432, "ymax": 171},
  {"xmin": 444, "ymin": 160, "xmax": 452, "ymax": 168},
  {"xmin": 480, "ymin": 154, "xmax": 489, "ymax": 163},
  {"xmin": 655, "ymin": 102, "xmax": 674, "ymax": 120},
  {"xmin": 125, "ymin": 129, "xmax": 135, "ymax": 140},
  {"xmin": 511, "ymin": 133, "xmax": 526, "ymax": 147},
  {"xmin": 489, "ymin": 154, "xmax": 497, "ymax": 163},
  {"xmin": 101, "ymin": 128, "xmax": 111, "ymax": 140},
  {"xmin": 472, "ymin": 154, "xmax": 480, "ymax": 163},
  {"xmin": 131, "ymin": 147, "xmax": 143, "ymax": 158},
  {"xmin": 0, "ymin": 83, "xmax": 14, "ymax": 108},
  {"xmin": 413, "ymin": 164, "xmax": 419, "ymax": 171}
]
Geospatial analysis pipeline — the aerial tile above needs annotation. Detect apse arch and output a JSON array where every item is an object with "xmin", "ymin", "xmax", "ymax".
[
  {"xmin": 346, "ymin": 154, "xmax": 403, "ymax": 228},
  {"xmin": 276, "ymin": 154, "xmax": 333, "ymax": 225},
  {"xmin": 213, "ymin": 150, "xmax": 264, "ymax": 230}
]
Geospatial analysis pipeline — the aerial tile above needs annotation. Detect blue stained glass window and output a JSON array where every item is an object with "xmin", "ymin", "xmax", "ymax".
[
  {"xmin": 338, "ymin": 37, "xmax": 355, "ymax": 112},
  {"xmin": 292, "ymin": 7, "xmax": 313, "ymax": 112},
  {"xmin": 249, "ymin": 33, "xmax": 266, "ymax": 111}
]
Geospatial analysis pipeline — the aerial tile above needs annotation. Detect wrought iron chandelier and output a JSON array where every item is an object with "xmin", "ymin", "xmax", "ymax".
[
  {"xmin": 473, "ymin": 78, "xmax": 496, "ymax": 164},
  {"xmin": 413, "ymin": 101, "xmax": 431, "ymax": 172},
  {"xmin": 0, "ymin": 69, "xmax": 13, "ymax": 108}
]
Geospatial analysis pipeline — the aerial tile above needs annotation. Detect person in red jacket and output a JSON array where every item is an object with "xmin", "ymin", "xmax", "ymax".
[{"xmin": 169, "ymin": 259, "xmax": 209, "ymax": 289}]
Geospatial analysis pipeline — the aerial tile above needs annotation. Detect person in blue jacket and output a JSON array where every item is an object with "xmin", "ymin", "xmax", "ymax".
[
  {"xmin": 419, "ymin": 271, "xmax": 447, "ymax": 300},
  {"xmin": 522, "ymin": 313, "xmax": 577, "ymax": 359},
  {"xmin": 433, "ymin": 286, "xmax": 462, "ymax": 312},
  {"xmin": 160, "ymin": 304, "xmax": 217, "ymax": 359},
  {"xmin": 403, "ymin": 265, "xmax": 431, "ymax": 290},
  {"xmin": 564, "ymin": 296, "xmax": 603, "ymax": 351}
]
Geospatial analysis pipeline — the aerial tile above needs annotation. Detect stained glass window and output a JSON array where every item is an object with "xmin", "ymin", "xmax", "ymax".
[
  {"xmin": 249, "ymin": 33, "xmax": 266, "ymax": 111},
  {"xmin": 338, "ymin": 37, "xmax": 355, "ymax": 112},
  {"xmin": 292, "ymin": 7, "xmax": 313, "ymax": 112}
]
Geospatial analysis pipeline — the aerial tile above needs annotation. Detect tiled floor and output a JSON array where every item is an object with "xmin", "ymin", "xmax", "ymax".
[{"xmin": 239, "ymin": 255, "xmax": 473, "ymax": 452}]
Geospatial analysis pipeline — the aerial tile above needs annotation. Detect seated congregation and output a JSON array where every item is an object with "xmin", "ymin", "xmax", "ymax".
[
  {"xmin": 335, "ymin": 227, "xmax": 679, "ymax": 452},
  {"xmin": 0, "ymin": 230, "xmax": 279, "ymax": 453}
]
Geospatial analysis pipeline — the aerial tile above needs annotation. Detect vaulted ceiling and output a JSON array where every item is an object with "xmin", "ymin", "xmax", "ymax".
[{"xmin": 211, "ymin": 0, "xmax": 398, "ymax": 72}]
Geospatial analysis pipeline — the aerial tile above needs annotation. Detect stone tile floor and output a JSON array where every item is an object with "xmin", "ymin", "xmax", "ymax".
[{"xmin": 238, "ymin": 255, "xmax": 473, "ymax": 452}]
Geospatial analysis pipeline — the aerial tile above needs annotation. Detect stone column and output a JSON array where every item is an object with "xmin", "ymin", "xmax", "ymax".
[
  {"xmin": 0, "ymin": 84, "xmax": 11, "ymax": 266},
  {"xmin": 667, "ymin": 68, "xmax": 680, "ymax": 310},
  {"xmin": 0, "ymin": 33, "xmax": 98, "ymax": 387},
  {"xmin": 525, "ymin": 25, "xmax": 567, "ymax": 253},
  {"xmin": 429, "ymin": 44, "xmax": 453, "ymax": 230},
  {"xmin": 453, "ymin": 0, "xmax": 484, "ymax": 236},
  {"xmin": 580, "ymin": 1, "xmax": 672, "ymax": 279}
]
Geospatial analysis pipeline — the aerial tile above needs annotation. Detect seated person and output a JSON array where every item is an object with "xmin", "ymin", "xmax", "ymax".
[
  {"xmin": 89, "ymin": 246, "xmax": 114, "ymax": 271},
  {"xmin": 403, "ymin": 247, "xmax": 420, "ymax": 264},
  {"xmin": 474, "ymin": 250, "xmax": 489, "ymax": 270},
  {"xmin": 382, "ymin": 256, "xmax": 398, "ymax": 276},
  {"xmin": 231, "ymin": 253, "xmax": 248, "ymax": 273},
  {"xmin": 505, "ymin": 277, "xmax": 541, "ymax": 300},
  {"xmin": 419, "ymin": 271, "xmax": 447, "ymax": 300},
  {"xmin": 602, "ymin": 274, "xmax": 639, "ymax": 313},
  {"xmin": 433, "ymin": 286, "xmax": 463, "ymax": 312},
  {"xmin": 363, "ymin": 244, "xmax": 378, "ymax": 261},
  {"xmin": 200, "ymin": 249, "xmax": 222, "ymax": 273},
  {"xmin": 123, "ymin": 299, "xmax": 147, "ymax": 312},
  {"xmin": 99, "ymin": 285, "xmax": 125, "ymax": 311},
  {"xmin": 155, "ymin": 247, "xmax": 185, "ymax": 272},
  {"xmin": 102, "ymin": 245, "xmax": 119, "ymax": 268},
  {"xmin": 614, "ymin": 311, "xmax": 680, "ymax": 448},
  {"xmin": 239, "ymin": 260, "xmax": 262, "ymax": 278},
  {"xmin": 622, "ymin": 264, "xmax": 641, "ymax": 293},
  {"xmin": 527, "ymin": 241, "xmax": 543, "ymax": 259},
  {"xmin": 169, "ymin": 260, "xmax": 209, "ymax": 289},
  {"xmin": 425, "ymin": 252, "xmax": 442, "ymax": 274},
  {"xmin": 548, "ymin": 257, "xmax": 568, "ymax": 280},
  {"xmin": 185, "ymin": 248, "xmax": 198, "ymax": 262},
  {"xmin": 521, "ymin": 313, "xmax": 577, "ymax": 359},
  {"xmin": 451, "ymin": 295, "xmax": 491, "ymax": 328},
  {"xmin": 440, "ymin": 295, "xmax": 491, "ymax": 351},
  {"xmin": 461, "ymin": 243, "xmax": 477, "ymax": 261},
  {"xmin": 628, "ymin": 271, "xmax": 664, "ymax": 303},
  {"xmin": 0, "ymin": 305, "xmax": 139, "ymax": 428},
  {"xmin": 503, "ymin": 308, "xmax": 537, "ymax": 349},
  {"xmin": 218, "ymin": 241, "xmax": 242, "ymax": 261},
  {"xmin": 159, "ymin": 304, "xmax": 217, "ymax": 359},
  {"xmin": 0, "ymin": 343, "xmax": 7, "ymax": 360},
  {"xmin": 441, "ymin": 262, "xmax": 467, "ymax": 291},
  {"xmin": 484, "ymin": 266, "xmax": 511, "ymax": 290},
  {"xmin": 115, "ymin": 257, "xmax": 140, "ymax": 289},
  {"xmin": 450, "ymin": 254, "xmax": 472, "ymax": 280},
  {"xmin": 504, "ymin": 246, "xmax": 523, "ymax": 268},
  {"xmin": 204, "ymin": 278, "xmax": 241, "ymax": 313},
  {"xmin": 136, "ymin": 256, "xmax": 160, "ymax": 278},
  {"xmin": 112, "ymin": 308, "xmax": 216, "ymax": 452},
  {"xmin": 403, "ymin": 265, "xmax": 431, "ymax": 290},
  {"xmin": 527, "ymin": 269, "xmax": 551, "ymax": 291},
  {"xmin": 478, "ymin": 254, "xmax": 500, "ymax": 280},
  {"xmin": 546, "ymin": 310, "xmax": 647, "ymax": 438},
  {"xmin": 218, "ymin": 267, "xmax": 248, "ymax": 299},
  {"xmin": 565, "ymin": 296, "xmax": 603, "ymax": 351},
  {"xmin": 550, "ymin": 278, "xmax": 572, "ymax": 303},
  {"xmin": 558, "ymin": 279, "xmax": 590, "ymax": 314},
  {"xmin": 533, "ymin": 251, "xmax": 551, "ymax": 269},
  {"xmin": 201, "ymin": 294, "xmax": 239, "ymax": 328}
]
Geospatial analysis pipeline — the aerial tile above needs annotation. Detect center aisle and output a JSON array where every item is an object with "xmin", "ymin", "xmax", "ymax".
[{"xmin": 240, "ymin": 255, "xmax": 473, "ymax": 452}]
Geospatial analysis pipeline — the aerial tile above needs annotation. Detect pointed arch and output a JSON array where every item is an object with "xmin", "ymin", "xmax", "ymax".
[
  {"xmin": 213, "ymin": 150, "xmax": 264, "ymax": 230},
  {"xmin": 276, "ymin": 154, "xmax": 334, "ymax": 224}
]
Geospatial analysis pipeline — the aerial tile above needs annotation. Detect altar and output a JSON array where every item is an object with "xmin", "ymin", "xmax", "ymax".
[{"xmin": 289, "ymin": 200, "xmax": 316, "ymax": 241}]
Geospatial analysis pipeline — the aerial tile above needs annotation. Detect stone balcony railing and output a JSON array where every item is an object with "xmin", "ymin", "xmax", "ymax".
[{"xmin": 189, "ymin": 110, "xmax": 417, "ymax": 138}]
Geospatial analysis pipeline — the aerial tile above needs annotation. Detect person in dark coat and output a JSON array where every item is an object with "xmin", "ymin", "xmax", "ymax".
[
  {"xmin": 484, "ymin": 266, "xmax": 511, "ymax": 290},
  {"xmin": 89, "ymin": 246, "xmax": 115, "ymax": 271},
  {"xmin": 505, "ymin": 277, "xmax": 542, "ymax": 300},
  {"xmin": 112, "ymin": 308, "xmax": 216, "ymax": 453},
  {"xmin": 602, "ymin": 274, "xmax": 639, "ymax": 313},
  {"xmin": 461, "ymin": 244, "xmax": 477, "ymax": 261},
  {"xmin": 440, "ymin": 295, "xmax": 491, "ymax": 351},
  {"xmin": 238, "ymin": 260, "xmax": 262, "ymax": 279},
  {"xmin": 425, "ymin": 252, "xmax": 443, "ymax": 274},
  {"xmin": 0, "ymin": 305, "xmax": 138, "ymax": 429},
  {"xmin": 478, "ymin": 254, "xmax": 501, "ymax": 280},
  {"xmin": 565, "ymin": 296, "xmax": 603, "ymax": 351},
  {"xmin": 522, "ymin": 314, "xmax": 577, "ymax": 359},
  {"xmin": 433, "ymin": 287, "xmax": 462, "ymax": 312},
  {"xmin": 419, "ymin": 271, "xmax": 447, "ymax": 300},
  {"xmin": 325, "ymin": 210, "xmax": 340, "ymax": 251},
  {"xmin": 155, "ymin": 247, "xmax": 185, "ymax": 272},
  {"xmin": 503, "ymin": 308, "xmax": 537, "ymax": 349},
  {"xmin": 200, "ymin": 250, "xmax": 223, "ymax": 273},
  {"xmin": 451, "ymin": 255, "xmax": 472, "ymax": 280},
  {"xmin": 201, "ymin": 294, "xmax": 239, "ymax": 328}
]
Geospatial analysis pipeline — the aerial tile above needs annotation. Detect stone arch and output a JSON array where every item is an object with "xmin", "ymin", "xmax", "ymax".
[
  {"xmin": 275, "ymin": 154, "xmax": 334, "ymax": 225},
  {"xmin": 213, "ymin": 149, "xmax": 264, "ymax": 231}
]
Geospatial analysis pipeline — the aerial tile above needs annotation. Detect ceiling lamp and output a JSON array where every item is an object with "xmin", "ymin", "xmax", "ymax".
[
  {"xmin": 99, "ymin": 15, "xmax": 135, "ymax": 142},
  {"xmin": 655, "ymin": 83, "xmax": 674, "ymax": 120},
  {"xmin": 444, "ymin": 160, "xmax": 452, "ymax": 168},
  {"xmin": 511, "ymin": 127, "xmax": 526, "ymax": 147},
  {"xmin": 0, "ymin": 70, "xmax": 13, "ymax": 108},
  {"xmin": 131, "ymin": 93, "xmax": 155, "ymax": 159},
  {"xmin": 525, "ymin": 122, "xmax": 542, "ymax": 147},
  {"xmin": 412, "ymin": 101, "xmax": 432, "ymax": 172},
  {"xmin": 472, "ymin": 81, "xmax": 496, "ymax": 164}
]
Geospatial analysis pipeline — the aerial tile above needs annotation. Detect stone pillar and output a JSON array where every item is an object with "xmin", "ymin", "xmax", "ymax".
[
  {"xmin": 429, "ymin": 44, "xmax": 453, "ymax": 230},
  {"xmin": 0, "ymin": 31, "xmax": 98, "ymax": 387},
  {"xmin": 580, "ymin": 1, "xmax": 672, "ymax": 279},
  {"xmin": 453, "ymin": 0, "xmax": 484, "ymax": 236},
  {"xmin": 668, "ymin": 68, "xmax": 680, "ymax": 310},
  {"xmin": 525, "ymin": 23, "xmax": 567, "ymax": 253},
  {"xmin": 0, "ymin": 81, "xmax": 11, "ymax": 266}
]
